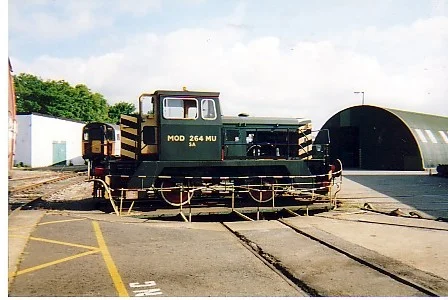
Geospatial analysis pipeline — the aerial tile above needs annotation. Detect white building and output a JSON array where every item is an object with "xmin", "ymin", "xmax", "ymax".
[{"xmin": 15, "ymin": 113, "xmax": 86, "ymax": 168}]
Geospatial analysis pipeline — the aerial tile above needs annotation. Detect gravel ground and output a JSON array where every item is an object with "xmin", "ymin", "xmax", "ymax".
[
  {"xmin": 9, "ymin": 169, "xmax": 97, "ymax": 213},
  {"xmin": 9, "ymin": 169, "xmax": 92, "ymax": 200},
  {"xmin": 44, "ymin": 180, "xmax": 93, "ymax": 201}
]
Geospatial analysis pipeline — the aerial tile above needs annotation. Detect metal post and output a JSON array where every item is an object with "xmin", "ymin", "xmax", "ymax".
[
  {"xmin": 179, "ymin": 186, "xmax": 183, "ymax": 214},
  {"xmin": 179, "ymin": 211, "xmax": 188, "ymax": 222},
  {"xmin": 257, "ymin": 178, "xmax": 262, "ymax": 220},
  {"xmin": 119, "ymin": 189, "xmax": 124, "ymax": 216},
  {"xmin": 233, "ymin": 210, "xmax": 254, "ymax": 221},
  {"xmin": 127, "ymin": 201, "xmax": 135, "ymax": 215},
  {"xmin": 188, "ymin": 191, "xmax": 192, "ymax": 222},
  {"xmin": 231, "ymin": 186, "xmax": 235, "ymax": 211},
  {"xmin": 354, "ymin": 91, "xmax": 365, "ymax": 105}
]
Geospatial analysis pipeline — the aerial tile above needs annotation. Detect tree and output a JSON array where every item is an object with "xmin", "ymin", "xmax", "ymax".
[
  {"xmin": 14, "ymin": 73, "xmax": 110, "ymax": 122},
  {"xmin": 14, "ymin": 73, "xmax": 45, "ymax": 113},
  {"xmin": 108, "ymin": 102, "xmax": 136, "ymax": 123}
]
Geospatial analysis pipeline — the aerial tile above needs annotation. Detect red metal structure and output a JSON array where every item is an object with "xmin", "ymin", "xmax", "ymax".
[{"xmin": 8, "ymin": 58, "xmax": 17, "ymax": 173}]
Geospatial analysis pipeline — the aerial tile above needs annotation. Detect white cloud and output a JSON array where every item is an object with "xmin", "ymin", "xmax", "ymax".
[
  {"xmin": 431, "ymin": 0, "xmax": 447, "ymax": 16},
  {"xmin": 10, "ymin": 14, "xmax": 448, "ymax": 130},
  {"xmin": 9, "ymin": 1, "xmax": 113, "ymax": 40},
  {"xmin": 8, "ymin": 0, "xmax": 161, "ymax": 40},
  {"xmin": 117, "ymin": 0, "xmax": 161, "ymax": 16}
]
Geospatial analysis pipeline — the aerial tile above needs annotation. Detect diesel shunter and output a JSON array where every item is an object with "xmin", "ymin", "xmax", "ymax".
[{"xmin": 83, "ymin": 90, "xmax": 342, "ymax": 214}]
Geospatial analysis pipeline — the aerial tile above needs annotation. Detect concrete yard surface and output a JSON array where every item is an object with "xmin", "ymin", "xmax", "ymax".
[{"xmin": 8, "ymin": 170, "xmax": 448, "ymax": 296}]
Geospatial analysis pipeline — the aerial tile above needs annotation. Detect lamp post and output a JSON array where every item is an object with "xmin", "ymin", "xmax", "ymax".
[{"xmin": 354, "ymin": 91, "xmax": 365, "ymax": 105}]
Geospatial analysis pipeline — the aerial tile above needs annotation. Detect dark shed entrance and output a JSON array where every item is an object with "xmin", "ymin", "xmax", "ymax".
[{"xmin": 316, "ymin": 105, "xmax": 448, "ymax": 170}]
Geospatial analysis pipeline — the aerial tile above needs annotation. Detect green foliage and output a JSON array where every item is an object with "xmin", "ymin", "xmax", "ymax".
[
  {"xmin": 13, "ymin": 73, "xmax": 134, "ymax": 123},
  {"xmin": 108, "ymin": 102, "xmax": 136, "ymax": 123}
]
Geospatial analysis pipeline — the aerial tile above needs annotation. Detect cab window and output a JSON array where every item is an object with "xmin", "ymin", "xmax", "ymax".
[
  {"xmin": 163, "ymin": 97, "xmax": 198, "ymax": 119},
  {"xmin": 106, "ymin": 128, "xmax": 115, "ymax": 140},
  {"xmin": 86, "ymin": 128, "xmax": 103, "ymax": 140},
  {"xmin": 201, "ymin": 99, "xmax": 217, "ymax": 120}
]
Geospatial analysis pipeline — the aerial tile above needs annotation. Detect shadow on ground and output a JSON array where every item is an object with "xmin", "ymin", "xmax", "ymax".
[{"xmin": 345, "ymin": 174, "xmax": 448, "ymax": 220}]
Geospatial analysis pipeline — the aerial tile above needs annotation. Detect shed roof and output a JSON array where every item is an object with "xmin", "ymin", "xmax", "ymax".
[
  {"xmin": 17, "ymin": 112, "xmax": 87, "ymax": 124},
  {"xmin": 380, "ymin": 107, "xmax": 448, "ymax": 168},
  {"xmin": 316, "ymin": 105, "xmax": 448, "ymax": 170},
  {"xmin": 320, "ymin": 105, "xmax": 448, "ymax": 169}
]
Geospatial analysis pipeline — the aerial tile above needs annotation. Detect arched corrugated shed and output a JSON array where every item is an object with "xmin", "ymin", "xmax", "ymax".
[{"xmin": 316, "ymin": 105, "xmax": 448, "ymax": 170}]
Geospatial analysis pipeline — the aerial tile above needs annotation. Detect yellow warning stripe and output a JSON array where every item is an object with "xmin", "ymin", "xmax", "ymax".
[
  {"xmin": 121, "ymin": 148, "xmax": 136, "ymax": 159},
  {"xmin": 121, "ymin": 136, "xmax": 137, "ymax": 146},
  {"xmin": 121, "ymin": 127, "xmax": 138, "ymax": 136},
  {"xmin": 298, "ymin": 136, "xmax": 312, "ymax": 145},
  {"xmin": 298, "ymin": 145, "xmax": 312, "ymax": 155},
  {"xmin": 120, "ymin": 115, "xmax": 138, "ymax": 123},
  {"xmin": 298, "ymin": 123, "xmax": 312, "ymax": 130}
]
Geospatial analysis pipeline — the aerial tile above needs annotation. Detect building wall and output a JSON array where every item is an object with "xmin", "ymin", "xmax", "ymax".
[{"xmin": 15, "ymin": 114, "xmax": 86, "ymax": 168}]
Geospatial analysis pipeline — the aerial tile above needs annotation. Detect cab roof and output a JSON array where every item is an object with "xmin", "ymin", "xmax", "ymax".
[
  {"xmin": 152, "ymin": 90, "xmax": 220, "ymax": 98},
  {"xmin": 222, "ymin": 116, "xmax": 311, "ymax": 126}
]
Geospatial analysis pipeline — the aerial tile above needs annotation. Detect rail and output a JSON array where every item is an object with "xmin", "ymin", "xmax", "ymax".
[{"xmin": 8, "ymin": 173, "xmax": 80, "ymax": 194}]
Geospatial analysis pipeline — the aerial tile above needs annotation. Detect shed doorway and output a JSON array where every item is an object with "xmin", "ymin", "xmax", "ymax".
[{"xmin": 330, "ymin": 126, "xmax": 360, "ymax": 168}]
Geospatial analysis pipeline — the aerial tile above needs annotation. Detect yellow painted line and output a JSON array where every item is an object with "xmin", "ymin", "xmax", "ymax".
[
  {"xmin": 38, "ymin": 218, "xmax": 86, "ymax": 226},
  {"xmin": 9, "ymin": 249, "xmax": 100, "ymax": 278},
  {"xmin": 8, "ymin": 225, "xmax": 34, "ymax": 231},
  {"xmin": 9, "ymin": 234, "xmax": 99, "ymax": 250},
  {"xmin": 92, "ymin": 221, "xmax": 129, "ymax": 297},
  {"xmin": 8, "ymin": 218, "xmax": 86, "ymax": 231}
]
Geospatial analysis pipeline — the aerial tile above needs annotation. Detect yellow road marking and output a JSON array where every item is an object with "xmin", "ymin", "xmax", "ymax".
[
  {"xmin": 93, "ymin": 221, "xmax": 129, "ymax": 297},
  {"xmin": 9, "ymin": 249, "xmax": 101, "ymax": 278},
  {"xmin": 38, "ymin": 218, "xmax": 86, "ymax": 226},
  {"xmin": 8, "ymin": 218, "xmax": 86, "ymax": 231},
  {"xmin": 8, "ymin": 225, "xmax": 35, "ymax": 231},
  {"xmin": 9, "ymin": 217, "xmax": 129, "ymax": 296},
  {"xmin": 9, "ymin": 234, "xmax": 99, "ymax": 250}
]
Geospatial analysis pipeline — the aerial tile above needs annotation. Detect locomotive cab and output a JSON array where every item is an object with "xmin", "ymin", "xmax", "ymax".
[
  {"xmin": 132, "ymin": 90, "xmax": 223, "ymax": 162},
  {"xmin": 82, "ymin": 122, "xmax": 120, "ymax": 160}
]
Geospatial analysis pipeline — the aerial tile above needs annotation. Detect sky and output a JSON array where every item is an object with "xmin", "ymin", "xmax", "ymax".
[{"xmin": 7, "ymin": 0, "xmax": 448, "ymax": 130}]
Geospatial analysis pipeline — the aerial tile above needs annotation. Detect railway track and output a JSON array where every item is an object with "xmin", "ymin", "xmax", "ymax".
[
  {"xmin": 8, "ymin": 172, "xmax": 88, "ymax": 213},
  {"xmin": 221, "ymin": 218, "xmax": 446, "ymax": 297}
]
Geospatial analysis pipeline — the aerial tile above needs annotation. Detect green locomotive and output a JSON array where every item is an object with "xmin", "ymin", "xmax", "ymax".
[{"xmin": 87, "ymin": 89, "xmax": 341, "ymax": 210}]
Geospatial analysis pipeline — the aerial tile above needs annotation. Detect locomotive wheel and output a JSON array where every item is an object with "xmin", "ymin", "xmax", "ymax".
[
  {"xmin": 159, "ymin": 180, "xmax": 192, "ymax": 206},
  {"xmin": 247, "ymin": 178, "xmax": 276, "ymax": 203}
]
